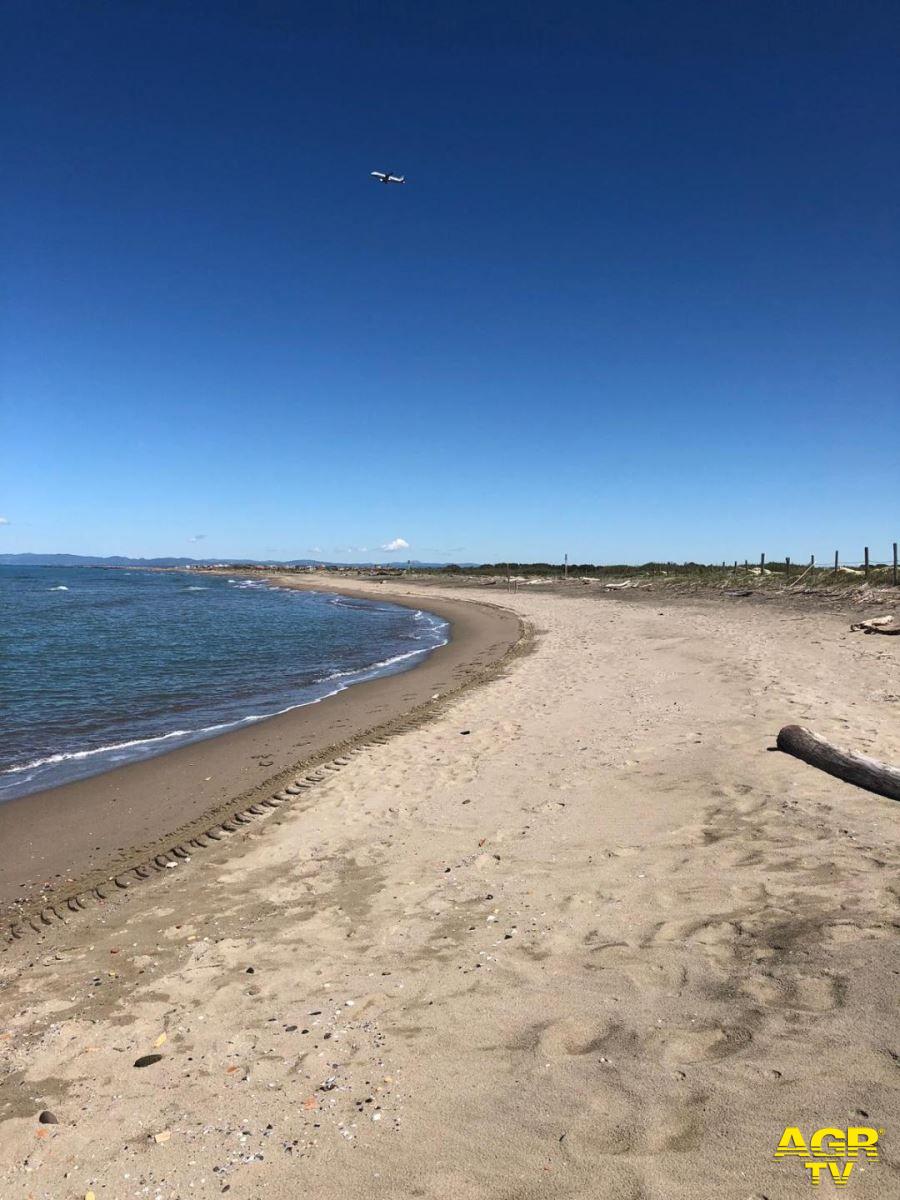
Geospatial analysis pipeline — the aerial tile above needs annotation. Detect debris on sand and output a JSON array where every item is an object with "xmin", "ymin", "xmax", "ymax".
[
  {"xmin": 134, "ymin": 1053, "xmax": 164, "ymax": 1068},
  {"xmin": 777, "ymin": 724, "xmax": 900, "ymax": 802},
  {"xmin": 850, "ymin": 615, "xmax": 900, "ymax": 635}
]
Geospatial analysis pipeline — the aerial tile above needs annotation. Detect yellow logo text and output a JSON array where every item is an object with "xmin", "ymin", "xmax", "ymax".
[{"xmin": 774, "ymin": 1126, "xmax": 881, "ymax": 1187}]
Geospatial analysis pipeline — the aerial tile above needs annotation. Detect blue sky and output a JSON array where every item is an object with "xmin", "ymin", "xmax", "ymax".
[{"xmin": 3, "ymin": 1, "xmax": 898, "ymax": 564}]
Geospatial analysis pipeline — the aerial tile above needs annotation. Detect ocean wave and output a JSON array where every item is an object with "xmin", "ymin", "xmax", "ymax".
[
  {"xmin": 0, "ymin": 716, "xmax": 276, "ymax": 779},
  {"xmin": 322, "ymin": 645, "xmax": 428, "ymax": 683},
  {"xmin": 2, "ymin": 628, "xmax": 449, "ymax": 783},
  {"xmin": 328, "ymin": 596, "xmax": 410, "ymax": 615},
  {"xmin": 49, "ymin": 585, "xmax": 69, "ymax": 591},
  {"xmin": 1, "ymin": 583, "xmax": 450, "ymax": 797},
  {"xmin": 2, "ymin": 727, "xmax": 203, "ymax": 775}
]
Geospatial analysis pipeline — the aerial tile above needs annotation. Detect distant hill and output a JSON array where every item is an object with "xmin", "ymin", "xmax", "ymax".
[
  {"xmin": 0, "ymin": 553, "xmax": 466, "ymax": 568},
  {"xmin": 0, "ymin": 553, "xmax": 245, "ymax": 568}
]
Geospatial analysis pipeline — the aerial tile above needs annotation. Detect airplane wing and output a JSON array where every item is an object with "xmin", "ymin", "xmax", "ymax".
[
  {"xmin": 370, "ymin": 171, "xmax": 387, "ymax": 180},
  {"xmin": 388, "ymin": 175, "xmax": 405, "ymax": 183}
]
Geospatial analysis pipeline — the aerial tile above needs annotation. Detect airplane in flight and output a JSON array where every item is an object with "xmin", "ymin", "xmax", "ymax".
[{"xmin": 370, "ymin": 170, "xmax": 406, "ymax": 185}]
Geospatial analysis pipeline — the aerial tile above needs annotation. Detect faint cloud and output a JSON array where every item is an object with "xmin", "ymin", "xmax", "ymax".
[
  {"xmin": 380, "ymin": 537, "xmax": 410, "ymax": 553},
  {"xmin": 188, "ymin": 533, "xmax": 207, "ymax": 543},
  {"xmin": 0, "ymin": 516, "xmax": 9, "ymax": 526}
]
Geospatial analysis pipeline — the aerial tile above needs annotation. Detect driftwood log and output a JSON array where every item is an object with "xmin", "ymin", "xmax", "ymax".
[
  {"xmin": 850, "ymin": 616, "xmax": 900, "ymax": 635},
  {"xmin": 777, "ymin": 725, "xmax": 900, "ymax": 802}
]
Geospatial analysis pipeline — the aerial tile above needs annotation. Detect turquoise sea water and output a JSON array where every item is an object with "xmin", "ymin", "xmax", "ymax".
[{"xmin": 0, "ymin": 566, "xmax": 447, "ymax": 800}]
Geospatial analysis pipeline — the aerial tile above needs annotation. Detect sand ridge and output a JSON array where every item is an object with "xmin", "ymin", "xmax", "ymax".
[{"xmin": 0, "ymin": 581, "xmax": 898, "ymax": 1198}]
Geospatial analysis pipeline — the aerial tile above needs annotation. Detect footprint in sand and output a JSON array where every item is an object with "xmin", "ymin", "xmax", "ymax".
[
  {"xmin": 653, "ymin": 1023, "xmax": 753, "ymax": 1064},
  {"xmin": 533, "ymin": 1016, "xmax": 618, "ymax": 1058},
  {"xmin": 822, "ymin": 921, "xmax": 894, "ymax": 946},
  {"xmin": 744, "ymin": 971, "xmax": 844, "ymax": 1013},
  {"xmin": 510, "ymin": 1018, "xmax": 710, "ymax": 1160}
]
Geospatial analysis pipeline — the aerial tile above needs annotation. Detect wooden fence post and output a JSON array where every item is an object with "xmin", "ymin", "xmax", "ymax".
[
  {"xmin": 834, "ymin": 550, "xmax": 839, "ymax": 576},
  {"xmin": 894, "ymin": 542, "xmax": 898, "ymax": 587},
  {"xmin": 760, "ymin": 553, "xmax": 765, "ymax": 572},
  {"xmin": 865, "ymin": 546, "xmax": 870, "ymax": 579},
  {"xmin": 785, "ymin": 556, "xmax": 790, "ymax": 581}
]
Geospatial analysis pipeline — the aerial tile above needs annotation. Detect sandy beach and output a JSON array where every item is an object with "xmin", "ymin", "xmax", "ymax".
[{"xmin": 1, "ymin": 578, "xmax": 898, "ymax": 1198}]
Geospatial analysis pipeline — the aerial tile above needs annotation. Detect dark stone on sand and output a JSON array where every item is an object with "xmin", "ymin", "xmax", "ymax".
[
  {"xmin": 38, "ymin": 1110, "xmax": 58, "ymax": 1124},
  {"xmin": 134, "ymin": 1053, "xmax": 163, "ymax": 1068}
]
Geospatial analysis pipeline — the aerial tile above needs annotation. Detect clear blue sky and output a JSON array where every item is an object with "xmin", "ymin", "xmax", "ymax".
[{"xmin": 3, "ymin": 1, "xmax": 898, "ymax": 564}]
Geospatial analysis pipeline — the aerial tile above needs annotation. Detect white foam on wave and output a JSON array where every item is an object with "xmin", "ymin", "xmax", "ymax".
[
  {"xmin": 184, "ymin": 586, "xmax": 208, "ymax": 591},
  {"xmin": 2, "ymin": 627, "xmax": 449, "ymax": 783},
  {"xmin": 0, "ymin": 717, "xmax": 271, "ymax": 778},
  {"xmin": 328, "ymin": 595, "xmax": 411, "ymax": 616},
  {"xmin": 49, "ymin": 585, "xmax": 69, "ymax": 591},
  {"xmin": 322, "ymin": 643, "xmax": 433, "ymax": 683}
]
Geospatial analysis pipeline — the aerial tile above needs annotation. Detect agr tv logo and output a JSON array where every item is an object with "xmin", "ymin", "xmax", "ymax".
[{"xmin": 775, "ymin": 1126, "xmax": 881, "ymax": 1186}]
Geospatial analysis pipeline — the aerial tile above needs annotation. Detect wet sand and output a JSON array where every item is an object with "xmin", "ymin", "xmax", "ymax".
[
  {"xmin": 1, "ymin": 579, "xmax": 898, "ymax": 1198},
  {"xmin": 0, "ymin": 579, "xmax": 521, "ymax": 919}
]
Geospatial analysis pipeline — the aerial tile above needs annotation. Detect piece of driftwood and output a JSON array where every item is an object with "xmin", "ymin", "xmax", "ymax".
[
  {"xmin": 850, "ymin": 616, "xmax": 900, "ymax": 635},
  {"xmin": 787, "ymin": 561, "xmax": 815, "ymax": 589},
  {"xmin": 777, "ymin": 725, "xmax": 900, "ymax": 802}
]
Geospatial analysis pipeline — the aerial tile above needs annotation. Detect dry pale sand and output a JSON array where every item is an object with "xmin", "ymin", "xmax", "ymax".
[{"xmin": 1, "ymin": 581, "xmax": 898, "ymax": 1199}]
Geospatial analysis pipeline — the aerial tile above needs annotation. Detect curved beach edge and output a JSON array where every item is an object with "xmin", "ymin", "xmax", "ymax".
[{"xmin": 2, "ymin": 577, "xmax": 531, "ymax": 941}]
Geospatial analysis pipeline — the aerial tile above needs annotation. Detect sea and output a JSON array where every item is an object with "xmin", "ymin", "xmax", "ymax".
[{"xmin": 0, "ymin": 566, "xmax": 448, "ymax": 801}]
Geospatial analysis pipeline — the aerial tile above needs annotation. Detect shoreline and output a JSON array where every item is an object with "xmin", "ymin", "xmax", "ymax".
[
  {"xmin": 0, "ymin": 576, "xmax": 450, "ymax": 803},
  {"xmin": 0, "ymin": 580, "xmax": 897, "ymax": 1196},
  {"xmin": 0, "ymin": 576, "xmax": 522, "ymax": 922}
]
